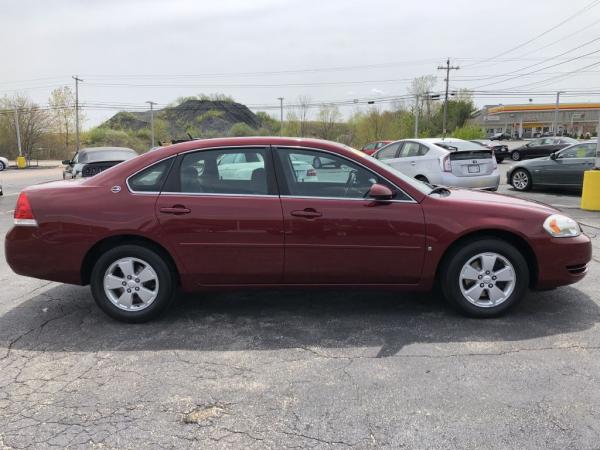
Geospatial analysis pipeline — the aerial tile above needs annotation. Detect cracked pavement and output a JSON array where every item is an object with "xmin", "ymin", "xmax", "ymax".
[{"xmin": 0, "ymin": 167, "xmax": 599, "ymax": 449}]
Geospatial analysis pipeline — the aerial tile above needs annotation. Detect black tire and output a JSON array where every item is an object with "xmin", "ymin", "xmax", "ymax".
[
  {"xmin": 415, "ymin": 175, "xmax": 429, "ymax": 184},
  {"xmin": 90, "ymin": 244, "xmax": 176, "ymax": 323},
  {"xmin": 0, "ymin": 161, "xmax": 5, "ymax": 171},
  {"xmin": 439, "ymin": 238, "xmax": 529, "ymax": 318},
  {"xmin": 496, "ymin": 157, "xmax": 504, "ymax": 163},
  {"xmin": 312, "ymin": 157, "xmax": 322, "ymax": 169},
  {"xmin": 511, "ymin": 151, "xmax": 521, "ymax": 161},
  {"xmin": 510, "ymin": 168, "xmax": 532, "ymax": 191}
]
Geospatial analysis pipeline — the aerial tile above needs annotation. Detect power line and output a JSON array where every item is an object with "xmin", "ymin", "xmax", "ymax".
[{"xmin": 462, "ymin": 0, "xmax": 600, "ymax": 68}]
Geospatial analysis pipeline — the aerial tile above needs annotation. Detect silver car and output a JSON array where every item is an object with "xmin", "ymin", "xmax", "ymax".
[
  {"xmin": 0, "ymin": 156, "xmax": 8, "ymax": 171},
  {"xmin": 373, "ymin": 138, "xmax": 500, "ymax": 190}
]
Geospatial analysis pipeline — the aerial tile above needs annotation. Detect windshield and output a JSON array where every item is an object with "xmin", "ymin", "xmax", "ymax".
[
  {"xmin": 346, "ymin": 145, "xmax": 432, "ymax": 195},
  {"xmin": 79, "ymin": 149, "xmax": 137, "ymax": 163}
]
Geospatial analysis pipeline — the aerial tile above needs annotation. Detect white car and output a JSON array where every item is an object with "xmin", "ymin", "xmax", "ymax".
[
  {"xmin": 0, "ymin": 156, "xmax": 8, "ymax": 171},
  {"xmin": 373, "ymin": 138, "xmax": 500, "ymax": 190},
  {"xmin": 217, "ymin": 152, "xmax": 318, "ymax": 182}
]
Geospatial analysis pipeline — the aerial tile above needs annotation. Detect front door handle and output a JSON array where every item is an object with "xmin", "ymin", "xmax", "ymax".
[
  {"xmin": 159, "ymin": 205, "xmax": 191, "ymax": 215},
  {"xmin": 410, "ymin": 161, "xmax": 417, "ymax": 166},
  {"xmin": 291, "ymin": 208, "xmax": 322, "ymax": 218}
]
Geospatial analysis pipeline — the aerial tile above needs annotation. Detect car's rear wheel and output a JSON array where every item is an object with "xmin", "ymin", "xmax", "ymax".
[
  {"xmin": 440, "ymin": 238, "xmax": 529, "ymax": 317},
  {"xmin": 511, "ymin": 151, "xmax": 521, "ymax": 161},
  {"xmin": 496, "ymin": 157, "xmax": 504, "ymax": 163},
  {"xmin": 511, "ymin": 168, "xmax": 532, "ymax": 191},
  {"xmin": 415, "ymin": 175, "xmax": 429, "ymax": 184},
  {"xmin": 90, "ymin": 244, "xmax": 176, "ymax": 323}
]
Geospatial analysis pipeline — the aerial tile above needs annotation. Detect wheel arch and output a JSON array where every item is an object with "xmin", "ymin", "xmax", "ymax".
[
  {"xmin": 81, "ymin": 234, "xmax": 181, "ymax": 286},
  {"xmin": 435, "ymin": 229, "xmax": 538, "ymax": 288}
]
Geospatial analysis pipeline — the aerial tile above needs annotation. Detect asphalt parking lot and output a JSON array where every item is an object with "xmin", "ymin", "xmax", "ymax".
[{"xmin": 1, "ymin": 164, "xmax": 599, "ymax": 449}]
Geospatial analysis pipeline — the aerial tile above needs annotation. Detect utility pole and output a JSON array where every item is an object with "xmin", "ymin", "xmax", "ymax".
[
  {"xmin": 437, "ymin": 58, "xmax": 459, "ymax": 137},
  {"xmin": 414, "ymin": 94, "xmax": 419, "ymax": 138},
  {"xmin": 553, "ymin": 91, "xmax": 564, "ymax": 137},
  {"xmin": 146, "ymin": 101, "xmax": 157, "ymax": 148},
  {"xmin": 72, "ymin": 75, "xmax": 83, "ymax": 151},
  {"xmin": 277, "ymin": 97, "xmax": 284, "ymax": 136},
  {"xmin": 13, "ymin": 108, "xmax": 22, "ymax": 157}
]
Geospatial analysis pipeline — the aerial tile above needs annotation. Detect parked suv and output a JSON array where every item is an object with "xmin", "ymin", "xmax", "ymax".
[{"xmin": 373, "ymin": 138, "xmax": 500, "ymax": 190}]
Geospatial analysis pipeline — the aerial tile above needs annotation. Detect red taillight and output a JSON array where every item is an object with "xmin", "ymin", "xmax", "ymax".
[
  {"xmin": 441, "ymin": 155, "xmax": 452, "ymax": 172},
  {"xmin": 14, "ymin": 192, "xmax": 37, "ymax": 226},
  {"xmin": 306, "ymin": 168, "xmax": 317, "ymax": 177}
]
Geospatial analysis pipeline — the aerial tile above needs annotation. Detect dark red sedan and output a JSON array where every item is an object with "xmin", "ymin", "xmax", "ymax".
[
  {"xmin": 361, "ymin": 140, "xmax": 392, "ymax": 155},
  {"xmin": 5, "ymin": 137, "xmax": 591, "ymax": 322}
]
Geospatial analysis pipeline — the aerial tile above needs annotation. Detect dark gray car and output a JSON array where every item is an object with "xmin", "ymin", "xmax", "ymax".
[{"xmin": 507, "ymin": 141, "xmax": 597, "ymax": 191}]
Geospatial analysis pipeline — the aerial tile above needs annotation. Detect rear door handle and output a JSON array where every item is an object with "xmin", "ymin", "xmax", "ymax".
[
  {"xmin": 291, "ymin": 208, "xmax": 322, "ymax": 218},
  {"xmin": 159, "ymin": 205, "xmax": 191, "ymax": 215},
  {"xmin": 410, "ymin": 161, "xmax": 417, "ymax": 166}
]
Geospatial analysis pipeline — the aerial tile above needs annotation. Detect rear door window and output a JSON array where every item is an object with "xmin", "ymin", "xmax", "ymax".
[{"xmin": 176, "ymin": 148, "xmax": 270, "ymax": 195}]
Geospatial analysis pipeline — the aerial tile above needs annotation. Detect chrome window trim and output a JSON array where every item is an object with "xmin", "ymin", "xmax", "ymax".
[
  {"xmin": 279, "ymin": 195, "xmax": 416, "ymax": 203},
  {"xmin": 126, "ymin": 144, "xmax": 417, "ymax": 203},
  {"xmin": 273, "ymin": 145, "xmax": 417, "ymax": 203}
]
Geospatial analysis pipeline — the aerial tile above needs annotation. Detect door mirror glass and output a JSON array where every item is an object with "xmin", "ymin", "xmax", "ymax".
[{"xmin": 368, "ymin": 183, "xmax": 394, "ymax": 200}]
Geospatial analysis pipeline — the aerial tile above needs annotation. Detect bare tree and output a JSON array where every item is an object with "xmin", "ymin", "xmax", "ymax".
[
  {"xmin": 0, "ymin": 94, "xmax": 52, "ymax": 159},
  {"xmin": 48, "ymin": 86, "xmax": 77, "ymax": 152},
  {"xmin": 409, "ymin": 75, "xmax": 437, "ymax": 119},
  {"xmin": 315, "ymin": 104, "xmax": 341, "ymax": 140},
  {"xmin": 297, "ymin": 95, "xmax": 311, "ymax": 136}
]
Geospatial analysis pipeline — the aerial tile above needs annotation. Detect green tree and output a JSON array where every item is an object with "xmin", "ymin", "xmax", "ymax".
[{"xmin": 48, "ymin": 86, "xmax": 77, "ymax": 153}]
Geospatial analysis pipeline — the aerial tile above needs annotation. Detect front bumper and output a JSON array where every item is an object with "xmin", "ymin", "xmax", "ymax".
[{"xmin": 533, "ymin": 233, "xmax": 592, "ymax": 289}]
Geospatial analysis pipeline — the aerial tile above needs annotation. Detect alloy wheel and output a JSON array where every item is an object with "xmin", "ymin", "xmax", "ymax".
[
  {"xmin": 512, "ymin": 170, "xmax": 529, "ymax": 190},
  {"xmin": 459, "ymin": 252, "xmax": 516, "ymax": 308},
  {"xmin": 103, "ymin": 257, "xmax": 159, "ymax": 311},
  {"xmin": 511, "ymin": 151, "xmax": 520, "ymax": 161}
]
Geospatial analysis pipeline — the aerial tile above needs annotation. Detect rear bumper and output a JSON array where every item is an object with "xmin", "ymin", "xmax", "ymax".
[
  {"xmin": 5, "ymin": 226, "xmax": 84, "ymax": 285},
  {"xmin": 439, "ymin": 171, "xmax": 500, "ymax": 190},
  {"xmin": 533, "ymin": 234, "xmax": 592, "ymax": 289}
]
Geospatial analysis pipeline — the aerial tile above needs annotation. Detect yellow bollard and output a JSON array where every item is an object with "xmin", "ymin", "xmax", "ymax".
[
  {"xmin": 16, "ymin": 156, "xmax": 26, "ymax": 169},
  {"xmin": 581, "ymin": 170, "xmax": 600, "ymax": 211}
]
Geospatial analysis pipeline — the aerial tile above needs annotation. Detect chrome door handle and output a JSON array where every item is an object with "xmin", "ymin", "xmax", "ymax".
[
  {"xmin": 410, "ymin": 161, "xmax": 417, "ymax": 166},
  {"xmin": 160, "ymin": 205, "xmax": 191, "ymax": 215}
]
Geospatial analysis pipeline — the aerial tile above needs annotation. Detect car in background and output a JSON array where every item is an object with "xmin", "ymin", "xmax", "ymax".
[
  {"xmin": 470, "ymin": 139, "xmax": 509, "ymax": 163},
  {"xmin": 361, "ymin": 140, "xmax": 392, "ymax": 155},
  {"xmin": 508, "ymin": 137, "xmax": 577, "ymax": 162},
  {"xmin": 373, "ymin": 138, "xmax": 500, "ymax": 190},
  {"xmin": 63, "ymin": 147, "xmax": 138, "ymax": 179},
  {"xmin": 5, "ymin": 137, "xmax": 591, "ymax": 323},
  {"xmin": 489, "ymin": 132, "xmax": 511, "ymax": 141},
  {"xmin": 0, "ymin": 156, "xmax": 8, "ymax": 171},
  {"xmin": 507, "ymin": 141, "xmax": 597, "ymax": 191}
]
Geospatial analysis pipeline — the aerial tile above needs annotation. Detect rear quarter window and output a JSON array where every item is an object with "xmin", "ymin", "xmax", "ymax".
[{"xmin": 128, "ymin": 158, "xmax": 174, "ymax": 192}]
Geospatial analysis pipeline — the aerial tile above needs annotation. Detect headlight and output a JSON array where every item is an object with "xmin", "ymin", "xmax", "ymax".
[{"xmin": 543, "ymin": 214, "xmax": 581, "ymax": 238}]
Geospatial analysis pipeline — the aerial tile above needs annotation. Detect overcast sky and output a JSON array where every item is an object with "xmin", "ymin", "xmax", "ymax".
[{"xmin": 1, "ymin": 0, "xmax": 600, "ymax": 127}]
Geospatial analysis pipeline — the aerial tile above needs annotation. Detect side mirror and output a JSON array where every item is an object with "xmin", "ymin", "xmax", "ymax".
[
  {"xmin": 62, "ymin": 159, "xmax": 72, "ymax": 165},
  {"xmin": 550, "ymin": 152, "xmax": 557, "ymax": 160},
  {"xmin": 368, "ymin": 183, "xmax": 394, "ymax": 201}
]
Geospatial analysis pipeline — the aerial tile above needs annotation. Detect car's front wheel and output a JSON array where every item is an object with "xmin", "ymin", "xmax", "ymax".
[
  {"xmin": 90, "ymin": 244, "xmax": 176, "ymax": 323},
  {"xmin": 440, "ymin": 238, "xmax": 529, "ymax": 317},
  {"xmin": 511, "ymin": 151, "xmax": 521, "ymax": 161},
  {"xmin": 510, "ymin": 168, "xmax": 532, "ymax": 191},
  {"xmin": 0, "ymin": 161, "xmax": 5, "ymax": 171}
]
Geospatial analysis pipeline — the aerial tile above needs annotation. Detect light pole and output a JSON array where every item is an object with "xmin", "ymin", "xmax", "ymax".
[
  {"xmin": 13, "ymin": 108, "xmax": 22, "ymax": 157},
  {"xmin": 72, "ymin": 75, "xmax": 83, "ymax": 151},
  {"xmin": 437, "ymin": 58, "xmax": 459, "ymax": 137},
  {"xmin": 414, "ymin": 94, "xmax": 419, "ymax": 138},
  {"xmin": 146, "ymin": 101, "xmax": 157, "ymax": 148},
  {"xmin": 553, "ymin": 91, "xmax": 564, "ymax": 137},
  {"xmin": 277, "ymin": 97, "xmax": 284, "ymax": 136}
]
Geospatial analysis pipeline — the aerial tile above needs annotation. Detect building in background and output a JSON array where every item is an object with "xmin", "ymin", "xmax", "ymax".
[{"xmin": 471, "ymin": 103, "xmax": 600, "ymax": 138}]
